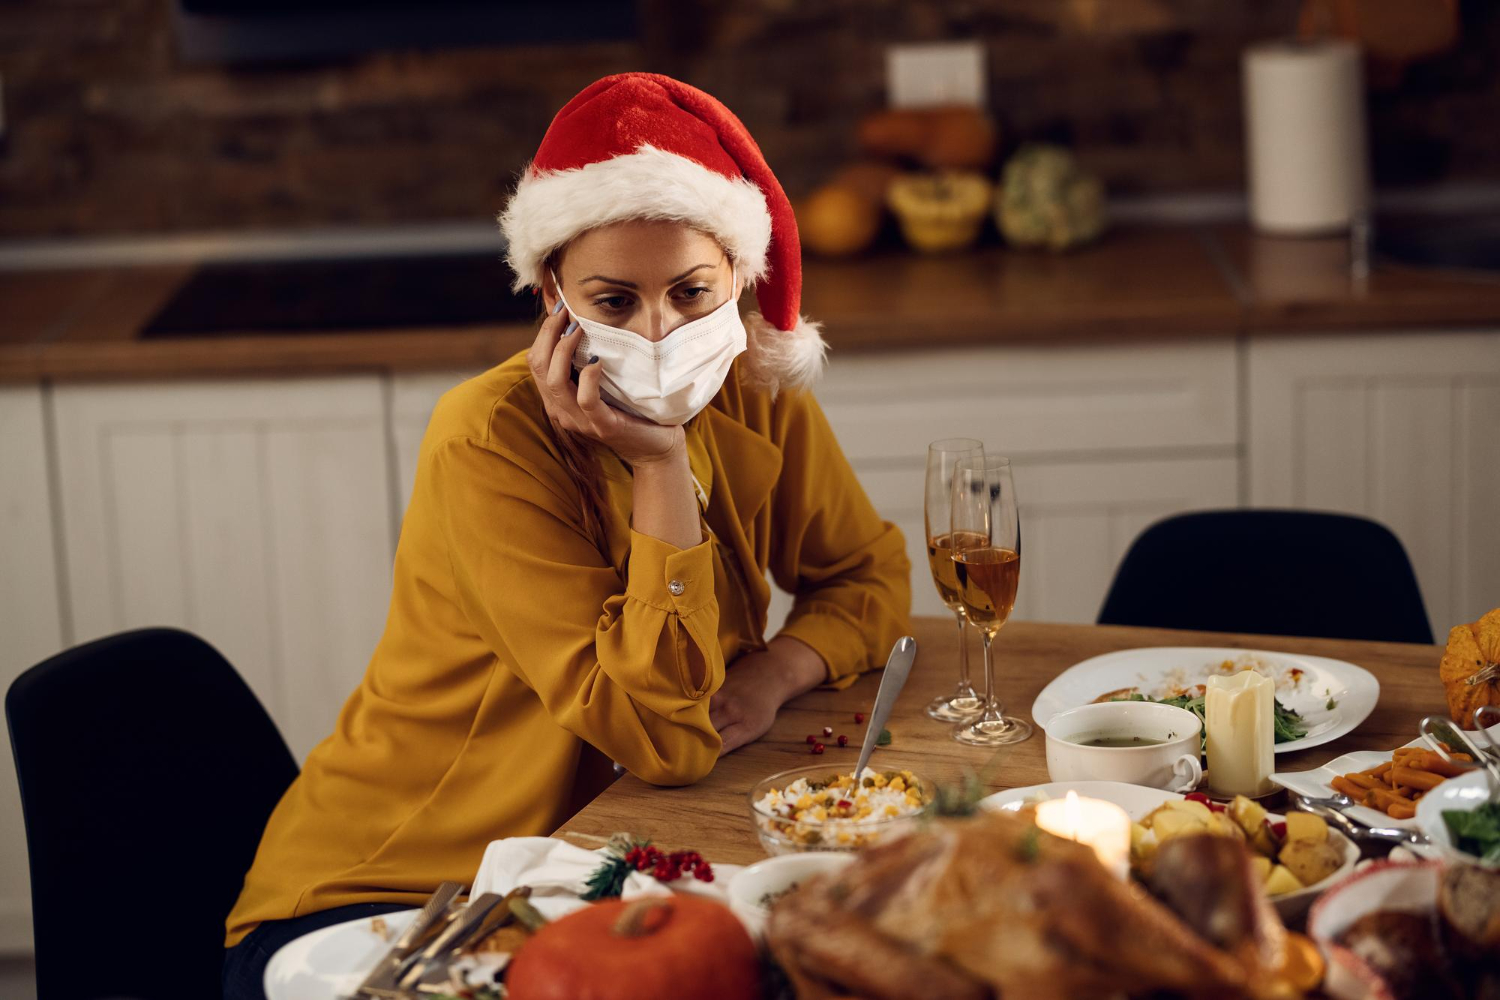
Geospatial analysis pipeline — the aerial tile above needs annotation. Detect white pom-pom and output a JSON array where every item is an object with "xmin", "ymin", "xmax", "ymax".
[{"xmin": 738, "ymin": 311, "xmax": 829, "ymax": 397}]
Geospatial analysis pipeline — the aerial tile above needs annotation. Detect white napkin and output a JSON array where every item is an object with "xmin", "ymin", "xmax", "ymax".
[{"xmin": 470, "ymin": 837, "xmax": 743, "ymax": 922}]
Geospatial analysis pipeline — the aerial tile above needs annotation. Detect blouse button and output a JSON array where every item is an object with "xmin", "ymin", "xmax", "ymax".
[{"xmin": 668, "ymin": 579, "xmax": 686, "ymax": 596}]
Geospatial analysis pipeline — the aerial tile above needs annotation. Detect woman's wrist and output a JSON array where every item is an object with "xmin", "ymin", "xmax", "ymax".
[
  {"xmin": 629, "ymin": 434, "xmax": 700, "ymax": 550},
  {"xmin": 765, "ymin": 635, "xmax": 828, "ymax": 704}
]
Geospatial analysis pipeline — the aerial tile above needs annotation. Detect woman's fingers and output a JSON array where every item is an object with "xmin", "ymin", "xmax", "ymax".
[
  {"xmin": 575, "ymin": 355, "xmax": 610, "ymax": 427},
  {"xmin": 545, "ymin": 319, "xmax": 583, "ymax": 398},
  {"xmin": 527, "ymin": 300, "xmax": 569, "ymax": 377},
  {"xmin": 716, "ymin": 724, "xmax": 747, "ymax": 756}
]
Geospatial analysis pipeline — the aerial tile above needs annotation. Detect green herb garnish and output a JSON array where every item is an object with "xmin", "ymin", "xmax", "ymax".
[{"xmin": 875, "ymin": 727, "xmax": 892, "ymax": 746}]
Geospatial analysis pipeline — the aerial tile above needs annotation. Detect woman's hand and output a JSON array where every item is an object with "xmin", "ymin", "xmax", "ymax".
[
  {"xmin": 710, "ymin": 636, "xmax": 827, "ymax": 755},
  {"xmin": 527, "ymin": 302, "xmax": 683, "ymax": 467}
]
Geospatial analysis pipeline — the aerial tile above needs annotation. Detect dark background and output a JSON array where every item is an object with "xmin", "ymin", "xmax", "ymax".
[{"xmin": 3, "ymin": 0, "xmax": 1498, "ymax": 239}]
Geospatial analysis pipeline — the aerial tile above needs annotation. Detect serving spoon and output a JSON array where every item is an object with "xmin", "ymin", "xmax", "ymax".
[{"xmin": 850, "ymin": 636, "xmax": 918, "ymax": 784}]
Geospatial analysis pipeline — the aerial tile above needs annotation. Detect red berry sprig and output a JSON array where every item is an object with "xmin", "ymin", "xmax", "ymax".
[{"xmin": 622, "ymin": 844, "xmax": 715, "ymax": 884}]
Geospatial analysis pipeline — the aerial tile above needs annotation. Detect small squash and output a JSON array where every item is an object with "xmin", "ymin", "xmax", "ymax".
[
  {"xmin": 795, "ymin": 183, "xmax": 882, "ymax": 257},
  {"xmin": 1439, "ymin": 607, "xmax": 1500, "ymax": 726},
  {"xmin": 506, "ymin": 896, "xmax": 760, "ymax": 1000}
]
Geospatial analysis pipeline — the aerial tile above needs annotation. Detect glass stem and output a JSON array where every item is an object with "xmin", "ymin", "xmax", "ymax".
[
  {"xmin": 955, "ymin": 612, "xmax": 970, "ymax": 687},
  {"xmin": 981, "ymin": 631, "xmax": 1001, "ymax": 723}
]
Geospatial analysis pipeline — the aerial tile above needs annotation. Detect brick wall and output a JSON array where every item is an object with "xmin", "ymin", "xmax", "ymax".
[{"xmin": 2, "ymin": 0, "xmax": 1496, "ymax": 239}]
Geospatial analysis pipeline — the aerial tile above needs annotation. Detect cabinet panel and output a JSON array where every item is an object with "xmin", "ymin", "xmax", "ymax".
[
  {"xmin": 855, "ymin": 456, "xmax": 1240, "ymax": 625},
  {"xmin": 818, "ymin": 340, "xmax": 1238, "ymax": 463},
  {"xmin": 0, "ymin": 387, "xmax": 63, "ymax": 954},
  {"xmin": 1248, "ymin": 331, "xmax": 1500, "ymax": 630},
  {"xmin": 51, "ymin": 377, "xmax": 395, "ymax": 761}
]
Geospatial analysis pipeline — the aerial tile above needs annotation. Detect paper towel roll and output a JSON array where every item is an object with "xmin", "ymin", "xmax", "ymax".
[{"xmin": 1243, "ymin": 39, "xmax": 1369, "ymax": 235}]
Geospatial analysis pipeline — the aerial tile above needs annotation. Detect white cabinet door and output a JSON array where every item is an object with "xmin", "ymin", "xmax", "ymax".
[
  {"xmin": 1248, "ymin": 331, "xmax": 1500, "ymax": 630},
  {"xmin": 51, "ymin": 377, "xmax": 395, "ymax": 761},
  {"xmin": 854, "ymin": 456, "xmax": 1239, "ymax": 625},
  {"xmin": 0, "ymin": 386, "xmax": 64, "ymax": 954},
  {"xmin": 817, "ymin": 340, "xmax": 1239, "ymax": 463}
]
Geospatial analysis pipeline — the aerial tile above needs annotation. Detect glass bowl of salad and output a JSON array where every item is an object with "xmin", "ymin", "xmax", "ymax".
[{"xmin": 748, "ymin": 763, "xmax": 937, "ymax": 856}]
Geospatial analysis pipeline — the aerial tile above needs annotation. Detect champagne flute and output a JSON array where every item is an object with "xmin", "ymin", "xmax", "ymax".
[
  {"xmin": 923, "ymin": 438, "xmax": 985, "ymax": 722},
  {"xmin": 949, "ymin": 455, "xmax": 1032, "ymax": 746}
]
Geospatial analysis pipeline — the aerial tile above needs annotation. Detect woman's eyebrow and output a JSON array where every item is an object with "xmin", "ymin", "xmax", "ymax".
[{"xmin": 578, "ymin": 263, "xmax": 717, "ymax": 288}]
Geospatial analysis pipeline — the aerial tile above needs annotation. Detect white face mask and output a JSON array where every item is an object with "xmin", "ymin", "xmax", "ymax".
[{"xmin": 551, "ymin": 264, "xmax": 747, "ymax": 427}]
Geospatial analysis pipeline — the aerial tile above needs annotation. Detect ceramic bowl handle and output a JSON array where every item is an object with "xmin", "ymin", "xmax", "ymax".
[{"xmin": 1168, "ymin": 754, "xmax": 1203, "ymax": 793}]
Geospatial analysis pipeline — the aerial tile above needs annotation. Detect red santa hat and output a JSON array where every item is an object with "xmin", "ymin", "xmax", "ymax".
[{"xmin": 498, "ymin": 72, "xmax": 826, "ymax": 393}]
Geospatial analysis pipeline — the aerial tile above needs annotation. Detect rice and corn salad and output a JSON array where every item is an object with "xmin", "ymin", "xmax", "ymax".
[{"xmin": 754, "ymin": 767, "xmax": 931, "ymax": 848}]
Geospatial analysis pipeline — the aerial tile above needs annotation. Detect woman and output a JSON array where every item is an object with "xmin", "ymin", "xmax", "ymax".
[{"xmin": 222, "ymin": 72, "xmax": 910, "ymax": 997}]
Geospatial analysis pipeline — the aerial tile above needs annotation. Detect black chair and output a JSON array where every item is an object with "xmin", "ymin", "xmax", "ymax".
[
  {"xmin": 1098, "ymin": 509, "xmax": 1434, "ymax": 644},
  {"xmin": 6, "ymin": 628, "xmax": 299, "ymax": 1000}
]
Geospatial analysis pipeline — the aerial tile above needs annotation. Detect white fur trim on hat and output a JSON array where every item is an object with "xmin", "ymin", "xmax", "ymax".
[
  {"xmin": 499, "ymin": 144, "xmax": 773, "ymax": 293},
  {"xmin": 737, "ymin": 311, "xmax": 828, "ymax": 396}
]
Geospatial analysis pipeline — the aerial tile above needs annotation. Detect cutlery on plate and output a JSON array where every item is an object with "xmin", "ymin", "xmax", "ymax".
[
  {"xmin": 851, "ymin": 636, "xmax": 918, "ymax": 783},
  {"xmin": 1420, "ymin": 710, "xmax": 1500, "ymax": 803},
  {"xmin": 395, "ymin": 891, "xmax": 505, "ymax": 990},
  {"xmin": 354, "ymin": 880, "xmax": 463, "ymax": 997}
]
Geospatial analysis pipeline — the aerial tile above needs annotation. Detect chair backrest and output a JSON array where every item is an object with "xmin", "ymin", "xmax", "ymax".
[
  {"xmin": 6, "ymin": 628, "xmax": 299, "ymax": 1000},
  {"xmin": 1098, "ymin": 509, "xmax": 1434, "ymax": 645}
]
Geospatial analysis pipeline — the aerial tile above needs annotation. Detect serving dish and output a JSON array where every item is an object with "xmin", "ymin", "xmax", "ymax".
[
  {"xmin": 1413, "ymin": 767, "xmax": 1498, "ymax": 866},
  {"xmin": 1273, "ymin": 720, "xmax": 1500, "ymax": 830},
  {"xmin": 748, "ymin": 763, "xmax": 936, "ymax": 856},
  {"xmin": 265, "ymin": 909, "xmax": 420, "ymax": 1000},
  {"xmin": 726, "ymin": 853, "xmax": 854, "ymax": 940},
  {"xmin": 979, "ymin": 779, "xmax": 1357, "ymax": 921},
  {"xmin": 1030, "ymin": 647, "xmax": 1380, "ymax": 754},
  {"xmin": 1307, "ymin": 860, "xmax": 1442, "ymax": 1000}
]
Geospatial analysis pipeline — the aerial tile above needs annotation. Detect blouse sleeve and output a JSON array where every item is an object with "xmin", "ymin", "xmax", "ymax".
[
  {"xmin": 430, "ymin": 435, "xmax": 724, "ymax": 786},
  {"xmin": 765, "ymin": 391, "xmax": 913, "ymax": 688}
]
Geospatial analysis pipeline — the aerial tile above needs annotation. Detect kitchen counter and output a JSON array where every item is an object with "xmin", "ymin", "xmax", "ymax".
[{"xmin": 3, "ymin": 223, "xmax": 1499, "ymax": 382}]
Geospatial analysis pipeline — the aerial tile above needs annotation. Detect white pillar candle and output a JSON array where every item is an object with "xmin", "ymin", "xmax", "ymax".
[
  {"xmin": 1205, "ymin": 671, "xmax": 1275, "ymax": 797},
  {"xmin": 1034, "ymin": 791, "xmax": 1131, "ymax": 879}
]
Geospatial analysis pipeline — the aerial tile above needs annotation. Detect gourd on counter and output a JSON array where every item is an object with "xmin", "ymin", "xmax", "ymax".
[
  {"xmin": 995, "ymin": 143, "xmax": 1108, "ymax": 252},
  {"xmin": 887, "ymin": 171, "xmax": 993, "ymax": 254},
  {"xmin": 857, "ymin": 106, "xmax": 998, "ymax": 171},
  {"xmin": 1438, "ymin": 607, "xmax": 1500, "ymax": 725}
]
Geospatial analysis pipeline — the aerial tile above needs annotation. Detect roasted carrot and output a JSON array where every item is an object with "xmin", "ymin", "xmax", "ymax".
[
  {"xmin": 1386, "ymin": 799, "xmax": 1417, "ymax": 820},
  {"xmin": 1371, "ymin": 761, "xmax": 1393, "ymax": 779},
  {"xmin": 1332, "ymin": 775, "xmax": 1369, "ymax": 804},
  {"xmin": 1407, "ymin": 750, "xmax": 1474, "ymax": 778},
  {"xmin": 1391, "ymin": 766, "xmax": 1446, "ymax": 791},
  {"xmin": 1346, "ymin": 772, "xmax": 1384, "ymax": 791}
]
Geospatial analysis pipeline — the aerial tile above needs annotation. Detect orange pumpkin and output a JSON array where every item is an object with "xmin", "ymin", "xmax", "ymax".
[
  {"xmin": 506, "ymin": 896, "xmax": 760, "ymax": 1000},
  {"xmin": 1438, "ymin": 607, "xmax": 1500, "ymax": 726}
]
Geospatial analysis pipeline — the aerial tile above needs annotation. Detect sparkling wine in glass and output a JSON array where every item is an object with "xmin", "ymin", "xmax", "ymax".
[
  {"xmin": 949, "ymin": 455, "xmax": 1032, "ymax": 746},
  {"xmin": 923, "ymin": 438, "xmax": 985, "ymax": 722}
]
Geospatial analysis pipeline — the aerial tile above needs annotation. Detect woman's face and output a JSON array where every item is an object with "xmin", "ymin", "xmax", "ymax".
[{"xmin": 542, "ymin": 219, "xmax": 742, "ymax": 344}]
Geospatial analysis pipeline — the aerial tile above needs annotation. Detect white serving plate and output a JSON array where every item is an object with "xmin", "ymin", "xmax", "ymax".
[
  {"xmin": 1030, "ymin": 646, "xmax": 1380, "ymax": 754},
  {"xmin": 265, "ymin": 909, "xmax": 419, "ymax": 1000},
  {"xmin": 1273, "ymin": 721, "xmax": 1500, "ymax": 831},
  {"xmin": 979, "ymin": 779, "xmax": 1357, "ymax": 922},
  {"xmin": 726, "ymin": 852, "xmax": 854, "ymax": 941}
]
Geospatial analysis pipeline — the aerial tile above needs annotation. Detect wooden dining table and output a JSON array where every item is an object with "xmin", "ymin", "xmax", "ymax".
[{"xmin": 553, "ymin": 618, "xmax": 1448, "ymax": 864}]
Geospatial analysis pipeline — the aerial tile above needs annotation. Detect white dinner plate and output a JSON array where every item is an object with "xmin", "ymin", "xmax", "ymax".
[
  {"xmin": 264, "ymin": 909, "xmax": 418, "ymax": 1000},
  {"xmin": 1029, "ymin": 646, "xmax": 1380, "ymax": 754},
  {"xmin": 979, "ymin": 779, "xmax": 1358, "ymax": 921},
  {"xmin": 1272, "ymin": 721, "xmax": 1500, "ymax": 831}
]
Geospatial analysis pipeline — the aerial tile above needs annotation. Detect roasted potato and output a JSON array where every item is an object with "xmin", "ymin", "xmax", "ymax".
[{"xmin": 1279, "ymin": 837, "xmax": 1343, "ymax": 887}]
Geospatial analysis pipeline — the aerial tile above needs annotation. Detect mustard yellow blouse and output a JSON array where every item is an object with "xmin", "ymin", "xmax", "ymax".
[{"xmin": 225, "ymin": 352, "xmax": 911, "ymax": 946}]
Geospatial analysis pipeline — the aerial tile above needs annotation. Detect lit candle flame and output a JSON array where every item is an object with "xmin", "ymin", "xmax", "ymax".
[{"xmin": 1063, "ymin": 790, "xmax": 1081, "ymax": 836}]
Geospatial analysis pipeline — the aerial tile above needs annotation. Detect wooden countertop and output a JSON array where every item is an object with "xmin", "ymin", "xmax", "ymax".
[
  {"xmin": 3, "ymin": 223, "xmax": 1500, "ymax": 382},
  {"xmin": 553, "ymin": 618, "xmax": 1445, "ymax": 865}
]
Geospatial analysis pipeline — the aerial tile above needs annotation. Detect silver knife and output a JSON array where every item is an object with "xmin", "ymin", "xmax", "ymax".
[
  {"xmin": 851, "ymin": 636, "xmax": 918, "ymax": 783},
  {"xmin": 354, "ymin": 880, "xmax": 463, "ymax": 996},
  {"xmin": 395, "ymin": 891, "xmax": 505, "ymax": 990}
]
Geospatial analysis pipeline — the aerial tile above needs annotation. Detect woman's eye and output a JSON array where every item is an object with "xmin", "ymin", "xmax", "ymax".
[
  {"xmin": 680, "ymin": 286, "xmax": 710, "ymax": 301},
  {"xmin": 594, "ymin": 296, "xmax": 632, "ymax": 311}
]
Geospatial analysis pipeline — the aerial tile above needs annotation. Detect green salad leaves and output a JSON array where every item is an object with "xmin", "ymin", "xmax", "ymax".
[
  {"xmin": 1443, "ymin": 802, "xmax": 1500, "ymax": 865},
  {"xmin": 1111, "ymin": 692, "xmax": 1308, "ymax": 745}
]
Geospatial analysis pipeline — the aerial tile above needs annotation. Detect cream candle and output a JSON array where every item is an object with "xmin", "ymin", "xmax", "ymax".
[
  {"xmin": 1033, "ymin": 791, "xmax": 1131, "ymax": 879},
  {"xmin": 1205, "ymin": 670, "xmax": 1275, "ymax": 796}
]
